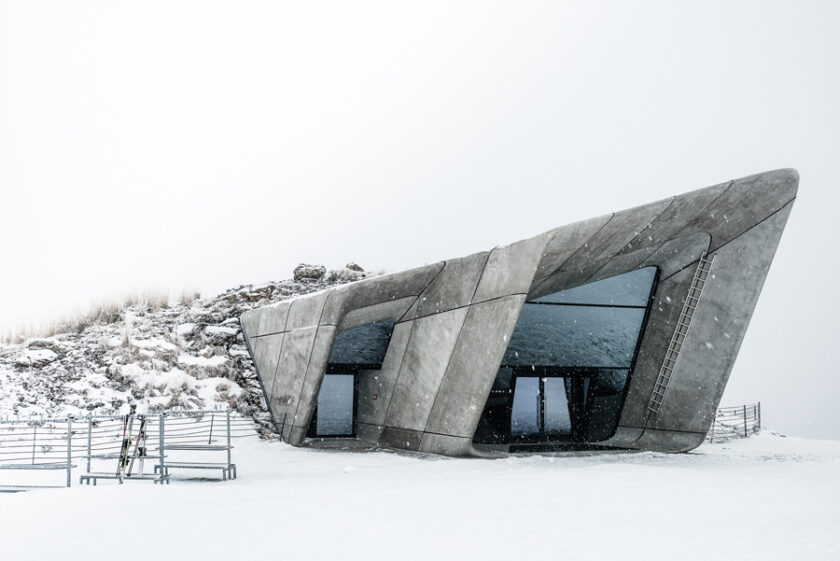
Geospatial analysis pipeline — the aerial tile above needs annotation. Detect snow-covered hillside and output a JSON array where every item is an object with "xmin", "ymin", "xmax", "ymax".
[{"xmin": 0, "ymin": 264, "xmax": 372, "ymax": 418}]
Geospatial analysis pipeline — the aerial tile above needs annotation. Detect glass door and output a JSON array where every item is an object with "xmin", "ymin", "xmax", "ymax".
[
  {"xmin": 543, "ymin": 378, "xmax": 572, "ymax": 436},
  {"xmin": 510, "ymin": 376, "xmax": 574, "ymax": 441},
  {"xmin": 510, "ymin": 377, "xmax": 540, "ymax": 438}
]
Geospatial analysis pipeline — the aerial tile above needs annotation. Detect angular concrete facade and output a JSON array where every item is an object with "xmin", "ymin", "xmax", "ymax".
[{"xmin": 241, "ymin": 169, "xmax": 798, "ymax": 456}]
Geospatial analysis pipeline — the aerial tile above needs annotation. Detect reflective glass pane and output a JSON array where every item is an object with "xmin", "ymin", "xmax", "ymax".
[
  {"xmin": 543, "ymin": 378, "xmax": 571, "ymax": 435},
  {"xmin": 502, "ymin": 305, "xmax": 646, "ymax": 367},
  {"xmin": 583, "ymin": 370, "xmax": 629, "ymax": 441},
  {"xmin": 510, "ymin": 377, "xmax": 540, "ymax": 436},
  {"xmin": 531, "ymin": 267, "xmax": 656, "ymax": 306},
  {"xmin": 472, "ymin": 368, "xmax": 514, "ymax": 444},
  {"xmin": 316, "ymin": 374, "xmax": 354, "ymax": 435},
  {"xmin": 328, "ymin": 320, "xmax": 395, "ymax": 365}
]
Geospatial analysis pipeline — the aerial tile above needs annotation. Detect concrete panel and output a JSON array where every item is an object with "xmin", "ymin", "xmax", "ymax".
[
  {"xmin": 612, "ymin": 266, "xmax": 696, "ymax": 431},
  {"xmin": 633, "ymin": 427, "xmax": 705, "ymax": 453},
  {"xmin": 419, "ymin": 433, "xmax": 483, "ymax": 457},
  {"xmin": 319, "ymin": 262, "xmax": 444, "ymax": 326},
  {"xmin": 529, "ymin": 197, "xmax": 671, "ymax": 299},
  {"xmin": 586, "ymin": 232, "xmax": 708, "ymax": 285},
  {"xmin": 268, "ymin": 326, "xmax": 318, "ymax": 440},
  {"xmin": 359, "ymin": 321, "xmax": 413, "ymax": 430},
  {"xmin": 598, "ymin": 425, "xmax": 644, "ymax": 449},
  {"xmin": 532, "ymin": 214, "xmax": 612, "ymax": 285},
  {"xmin": 384, "ymin": 307, "xmax": 469, "ymax": 432},
  {"xmin": 239, "ymin": 309, "xmax": 261, "ymax": 342},
  {"xmin": 396, "ymin": 297, "xmax": 420, "ymax": 324},
  {"xmin": 640, "ymin": 232, "xmax": 710, "ymax": 280},
  {"xmin": 540, "ymin": 179, "xmax": 725, "ymax": 290},
  {"xmin": 615, "ymin": 180, "xmax": 729, "ymax": 256},
  {"xmin": 338, "ymin": 296, "xmax": 416, "ymax": 332},
  {"xmin": 378, "ymin": 426, "xmax": 423, "ymax": 452},
  {"xmin": 651, "ymin": 203, "xmax": 795, "ymax": 437},
  {"xmin": 356, "ymin": 369, "xmax": 385, "ymax": 428},
  {"xmin": 256, "ymin": 300, "xmax": 292, "ymax": 336},
  {"xmin": 356, "ymin": 422, "xmax": 383, "ymax": 443},
  {"xmin": 289, "ymin": 325, "xmax": 337, "ymax": 444},
  {"xmin": 285, "ymin": 292, "xmax": 329, "ymax": 331},
  {"xmin": 472, "ymin": 234, "xmax": 552, "ymax": 303},
  {"xmin": 424, "ymin": 295, "xmax": 526, "ymax": 438},
  {"xmin": 680, "ymin": 168, "xmax": 798, "ymax": 252},
  {"xmin": 251, "ymin": 333, "xmax": 285, "ymax": 407},
  {"xmin": 416, "ymin": 253, "xmax": 489, "ymax": 318}
]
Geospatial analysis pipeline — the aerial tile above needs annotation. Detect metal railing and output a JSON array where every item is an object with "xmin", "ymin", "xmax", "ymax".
[
  {"xmin": 707, "ymin": 402, "xmax": 761, "ymax": 443},
  {"xmin": 0, "ymin": 409, "xmax": 270, "ymax": 490}
]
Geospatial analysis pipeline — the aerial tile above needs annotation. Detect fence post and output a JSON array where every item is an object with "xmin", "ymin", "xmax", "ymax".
[
  {"xmin": 226, "ymin": 409, "xmax": 232, "ymax": 471},
  {"xmin": 66, "ymin": 417, "xmax": 72, "ymax": 488},
  {"xmin": 86, "ymin": 415, "xmax": 92, "ymax": 474},
  {"xmin": 743, "ymin": 404, "xmax": 748, "ymax": 437},
  {"xmin": 158, "ymin": 412, "xmax": 165, "ymax": 483}
]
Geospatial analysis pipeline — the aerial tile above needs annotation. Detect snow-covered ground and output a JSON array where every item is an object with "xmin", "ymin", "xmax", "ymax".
[{"xmin": 1, "ymin": 432, "xmax": 838, "ymax": 561}]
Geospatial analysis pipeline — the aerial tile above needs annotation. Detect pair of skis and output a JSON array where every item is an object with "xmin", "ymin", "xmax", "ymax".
[{"xmin": 116, "ymin": 405, "xmax": 148, "ymax": 480}]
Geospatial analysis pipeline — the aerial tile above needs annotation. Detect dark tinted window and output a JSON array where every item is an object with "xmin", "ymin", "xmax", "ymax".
[
  {"xmin": 328, "ymin": 320, "xmax": 395, "ymax": 365},
  {"xmin": 314, "ymin": 374, "xmax": 354, "ymax": 436},
  {"xmin": 531, "ymin": 267, "xmax": 657, "ymax": 306},
  {"xmin": 474, "ymin": 267, "xmax": 658, "ymax": 447},
  {"xmin": 502, "ymin": 305, "xmax": 647, "ymax": 368}
]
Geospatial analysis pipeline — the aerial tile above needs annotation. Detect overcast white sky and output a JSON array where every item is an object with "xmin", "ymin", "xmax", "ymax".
[{"xmin": 1, "ymin": 1, "xmax": 838, "ymax": 438}]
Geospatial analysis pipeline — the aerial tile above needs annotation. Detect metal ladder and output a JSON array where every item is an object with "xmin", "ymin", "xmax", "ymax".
[{"xmin": 646, "ymin": 252, "xmax": 715, "ymax": 422}]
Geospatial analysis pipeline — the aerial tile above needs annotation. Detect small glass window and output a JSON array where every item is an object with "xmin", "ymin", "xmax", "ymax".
[{"xmin": 315, "ymin": 374, "xmax": 354, "ymax": 436}]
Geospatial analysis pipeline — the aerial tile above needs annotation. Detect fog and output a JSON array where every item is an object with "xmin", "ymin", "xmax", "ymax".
[{"xmin": 1, "ymin": 1, "xmax": 838, "ymax": 438}]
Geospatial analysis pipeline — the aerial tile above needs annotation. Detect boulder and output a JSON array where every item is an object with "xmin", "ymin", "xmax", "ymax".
[{"xmin": 293, "ymin": 263, "xmax": 327, "ymax": 281}]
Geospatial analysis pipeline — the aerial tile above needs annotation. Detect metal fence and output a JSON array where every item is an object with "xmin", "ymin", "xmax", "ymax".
[
  {"xmin": 707, "ymin": 402, "xmax": 761, "ymax": 443},
  {"xmin": 0, "ymin": 409, "xmax": 270, "ymax": 491}
]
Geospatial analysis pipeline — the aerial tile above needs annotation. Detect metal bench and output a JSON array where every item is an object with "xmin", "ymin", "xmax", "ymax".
[
  {"xmin": 79, "ymin": 472, "xmax": 169, "ymax": 485},
  {"xmin": 154, "ymin": 461, "xmax": 237, "ymax": 481}
]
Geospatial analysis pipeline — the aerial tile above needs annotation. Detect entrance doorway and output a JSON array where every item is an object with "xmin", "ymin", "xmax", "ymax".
[
  {"xmin": 511, "ymin": 376, "xmax": 577, "ymax": 441},
  {"xmin": 308, "ymin": 373, "xmax": 356, "ymax": 437}
]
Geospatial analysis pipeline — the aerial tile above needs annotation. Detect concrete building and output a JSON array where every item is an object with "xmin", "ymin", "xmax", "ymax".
[{"xmin": 241, "ymin": 169, "xmax": 798, "ymax": 456}]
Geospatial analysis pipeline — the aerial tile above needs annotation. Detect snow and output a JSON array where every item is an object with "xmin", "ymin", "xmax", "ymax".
[
  {"xmin": 14, "ymin": 349, "xmax": 58, "ymax": 367},
  {"xmin": 175, "ymin": 322, "xmax": 196, "ymax": 335},
  {"xmin": 132, "ymin": 338, "xmax": 178, "ymax": 351},
  {"xmin": 1, "ymin": 432, "xmax": 838, "ymax": 560},
  {"xmin": 177, "ymin": 354, "xmax": 227, "ymax": 367}
]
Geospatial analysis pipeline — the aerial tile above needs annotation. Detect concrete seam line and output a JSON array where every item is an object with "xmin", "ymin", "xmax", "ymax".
[
  {"xmin": 581, "ymin": 195, "xmax": 677, "ymax": 286},
  {"xmin": 419, "ymin": 251, "xmax": 492, "ymax": 439},
  {"xmin": 530, "ymin": 212, "xmax": 615, "ymax": 294},
  {"xmin": 659, "ymin": 197, "xmax": 796, "ymax": 284},
  {"xmin": 380, "ymin": 261, "xmax": 449, "ymax": 431}
]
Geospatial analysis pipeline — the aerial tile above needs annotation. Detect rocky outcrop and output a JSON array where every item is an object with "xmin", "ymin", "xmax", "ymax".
[{"xmin": 0, "ymin": 263, "xmax": 376, "ymax": 417}]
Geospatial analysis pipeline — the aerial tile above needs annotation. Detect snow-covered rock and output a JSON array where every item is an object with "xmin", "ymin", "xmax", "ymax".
[{"xmin": 293, "ymin": 263, "xmax": 327, "ymax": 281}]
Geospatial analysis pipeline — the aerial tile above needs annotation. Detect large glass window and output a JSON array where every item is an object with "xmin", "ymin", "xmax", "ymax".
[
  {"xmin": 501, "ymin": 305, "xmax": 647, "ymax": 368},
  {"xmin": 474, "ymin": 267, "xmax": 658, "ymax": 447}
]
